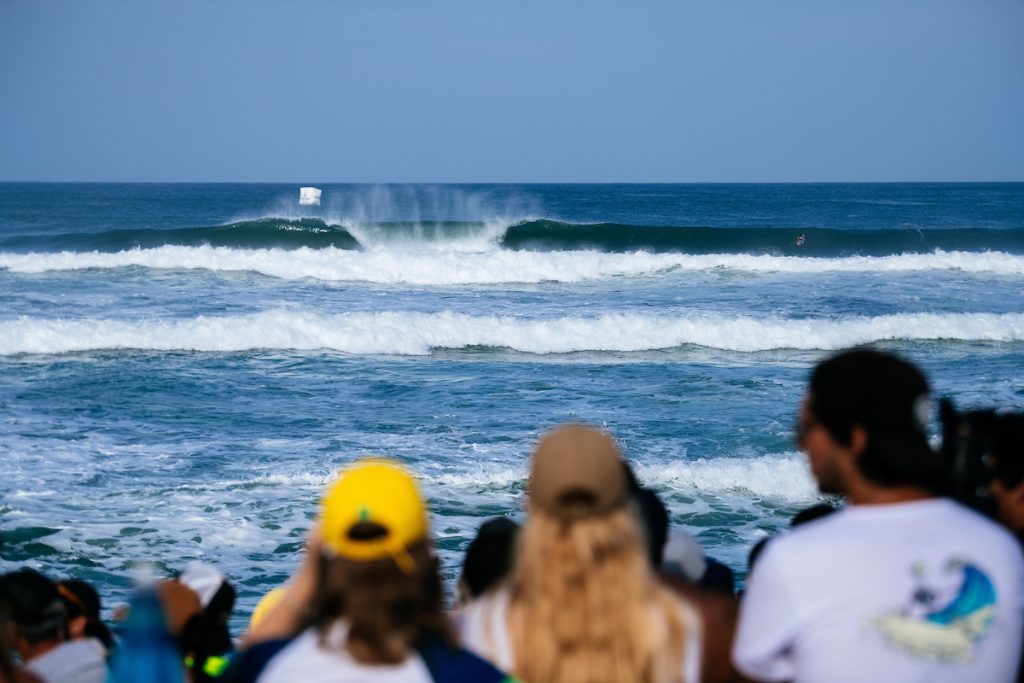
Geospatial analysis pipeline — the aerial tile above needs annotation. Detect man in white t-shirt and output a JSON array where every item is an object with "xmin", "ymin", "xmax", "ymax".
[{"xmin": 733, "ymin": 348, "xmax": 1024, "ymax": 683}]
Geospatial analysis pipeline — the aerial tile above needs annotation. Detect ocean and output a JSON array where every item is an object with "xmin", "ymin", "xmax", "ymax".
[{"xmin": 2, "ymin": 182, "xmax": 1023, "ymax": 630}]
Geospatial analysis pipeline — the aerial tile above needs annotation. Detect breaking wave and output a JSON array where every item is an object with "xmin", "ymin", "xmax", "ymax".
[
  {"xmin": 5, "ymin": 218, "xmax": 1024, "ymax": 257},
  {"xmin": 3, "ymin": 246, "xmax": 1024, "ymax": 284},
  {"xmin": 3, "ymin": 310, "xmax": 1022, "ymax": 356}
]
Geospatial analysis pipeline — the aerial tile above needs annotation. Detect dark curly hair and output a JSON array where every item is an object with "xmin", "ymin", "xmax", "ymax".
[{"xmin": 810, "ymin": 348, "xmax": 950, "ymax": 494}]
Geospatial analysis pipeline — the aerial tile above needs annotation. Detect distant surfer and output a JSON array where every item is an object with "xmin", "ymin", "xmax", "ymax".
[{"xmin": 795, "ymin": 233, "xmax": 806, "ymax": 247}]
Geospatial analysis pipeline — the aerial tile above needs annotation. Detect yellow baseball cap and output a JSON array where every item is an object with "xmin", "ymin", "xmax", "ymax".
[{"xmin": 320, "ymin": 458, "xmax": 428, "ymax": 574}]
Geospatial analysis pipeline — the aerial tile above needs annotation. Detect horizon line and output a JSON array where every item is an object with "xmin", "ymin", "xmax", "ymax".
[{"xmin": 2, "ymin": 179, "xmax": 1024, "ymax": 186}]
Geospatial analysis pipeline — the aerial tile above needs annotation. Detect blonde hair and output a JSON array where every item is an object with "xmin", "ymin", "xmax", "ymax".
[{"xmin": 507, "ymin": 506, "xmax": 693, "ymax": 683}]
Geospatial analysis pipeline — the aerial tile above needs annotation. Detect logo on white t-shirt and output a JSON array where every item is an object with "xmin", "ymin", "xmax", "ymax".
[{"xmin": 871, "ymin": 559, "xmax": 997, "ymax": 663}]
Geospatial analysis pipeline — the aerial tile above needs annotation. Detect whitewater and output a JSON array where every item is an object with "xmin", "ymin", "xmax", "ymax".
[
  {"xmin": 3, "ymin": 310, "xmax": 1024, "ymax": 356},
  {"xmin": 4, "ymin": 245, "xmax": 1024, "ymax": 283},
  {"xmin": 2, "ymin": 182, "xmax": 1023, "ymax": 630}
]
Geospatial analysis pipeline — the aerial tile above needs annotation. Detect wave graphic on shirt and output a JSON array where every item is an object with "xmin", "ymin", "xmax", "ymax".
[{"xmin": 872, "ymin": 560, "xmax": 997, "ymax": 663}]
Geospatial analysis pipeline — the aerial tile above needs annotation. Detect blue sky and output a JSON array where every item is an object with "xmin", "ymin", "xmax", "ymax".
[{"xmin": 1, "ymin": 0, "xmax": 1022, "ymax": 183}]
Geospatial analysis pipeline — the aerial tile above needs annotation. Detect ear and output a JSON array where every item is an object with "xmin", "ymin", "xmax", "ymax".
[
  {"xmin": 1010, "ymin": 480, "xmax": 1024, "ymax": 505},
  {"xmin": 455, "ymin": 577, "xmax": 471, "ymax": 608},
  {"xmin": 848, "ymin": 425, "xmax": 868, "ymax": 459},
  {"xmin": 999, "ymin": 480, "xmax": 1024, "ymax": 533}
]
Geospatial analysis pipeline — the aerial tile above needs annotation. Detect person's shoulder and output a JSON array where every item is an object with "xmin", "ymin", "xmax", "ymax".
[
  {"xmin": 744, "ymin": 509, "xmax": 857, "ymax": 582},
  {"xmin": 466, "ymin": 584, "xmax": 511, "ymax": 610},
  {"xmin": 223, "ymin": 634, "xmax": 302, "ymax": 683},
  {"xmin": 457, "ymin": 586, "xmax": 510, "ymax": 633},
  {"xmin": 29, "ymin": 638, "xmax": 105, "ymax": 671},
  {"xmin": 26, "ymin": 639, "xmax": 107, "ymax": 681},
  {"xmin": 940, "ymin": 498, "xmax": 1005, "ymax": 526},
  {"xmin": 417, "ymin": 633, "xmax": 514, "ymax": 683},
  {"xmin": 766, "ymin": 507, "xmax": 850, "ymax": 554},
  {"xmin": 937, "ymin": 500, "xmax": 1024, "ymax": 554}
]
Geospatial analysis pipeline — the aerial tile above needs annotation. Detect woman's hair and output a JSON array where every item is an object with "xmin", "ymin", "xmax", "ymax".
[
  {"xmin": 460, "ymin": 517, "xmax": 520, "ymax": 601},
  {"xmin": 0, "ymin": 570, "xmax": 65, "ymax": 646},
  {"xmin": 507, "ymin": 506, "xmax": 691, "ymax": 683},
  {"xmin": 57, "ymin": 579, "xmax": 114, "ymax": 651},
  {"xmin": 310, "ymin": 537, "xmax": 454, "ymax": 665}
]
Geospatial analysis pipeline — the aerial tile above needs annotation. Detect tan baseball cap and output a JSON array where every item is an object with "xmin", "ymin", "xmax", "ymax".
[{"xmin": 529, "ymin": 424, "xmax": 628, "ymax": 519}]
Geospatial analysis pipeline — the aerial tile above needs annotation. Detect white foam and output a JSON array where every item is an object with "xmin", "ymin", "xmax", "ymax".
[
  {"xmin": 205, "ymin": 456, "xmax": 811, "ymax": 503},
  {"xmin": 637, "ymin": 453, "xmax": 819, "ymax": 502},
  {"xmin": 419, "ymin": 456, "xmax": 818, "ymax": 504},
  {"xmin": 2, "ymin": 247, "xmax": 1024, "ymax": 284},
  {"xmin": 2, "ymin": 309, "xmax": 1023, "ymax": 356},
  {"xmin": 245, "ymin": 472, "xmax": 332, "ymax": 488},
  {"xmin": 423, "ymin": 467, "xmax": 525, "ymax": 489}
]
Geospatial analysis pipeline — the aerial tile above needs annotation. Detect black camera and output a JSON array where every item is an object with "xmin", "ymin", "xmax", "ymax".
[{"xmin": 939, "ymin": 398, "xmax": 1024, "ymax": 522}]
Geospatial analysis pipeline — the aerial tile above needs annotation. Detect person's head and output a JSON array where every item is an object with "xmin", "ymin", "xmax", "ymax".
[
  {"xmin": 175, "ymin": 562, "xmax": 235, "ymax": 681},
  {"xmin": 511, "ymin": 424, "xmax": 691, "ymax": 683},
  {"xmin": 314, "ymin": 458, "xmax": 451, "ymax": 664},
  {"xmin": 800, "ymin": 348, "xmax": 947, "ymax": 496},
  {"xmin": 620, "ymin": 460, "xmax": 672, "ymax": 568},
  {"xmin": 152, "ymin": 580, "xmax": 202, "ymax": 641},
  {"xmin": 632, "ymin": 486, "xmax": 670, "ymax": 569},
  {"xmin": 0, "ymin": 581, "xmax": 17, "ymax": 683},
  {"xmin": 457, "ymin": 517, "xmax": 520, "ymax": 606},
  {"xmin": 0, "ymin": 569, "xmax": 65, "ymax": 661},
  {"xmin": 56, "ymin": 579, "xmax": 114, "ymax": 652},
  {"xmin": 984, "ymin": 414, "xmax": 1024, "ymax": 533},
  {"xmin": 698, "ymin": 557, "xmax": 736, "ymax": 595}
]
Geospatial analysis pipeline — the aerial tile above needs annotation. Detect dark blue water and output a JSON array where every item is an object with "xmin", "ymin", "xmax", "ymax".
[{"xmin": 2, "ymin": 182, "xmax": 1023, "ymax": 630}]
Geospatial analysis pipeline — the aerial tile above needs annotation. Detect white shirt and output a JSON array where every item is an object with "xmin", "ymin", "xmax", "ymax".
[
  {"xmin": 26, "ymin": 638, "xmax": 107, "ymax": 683},
  {"xmin": 459, "ymin": 586, "xmax": 703, "ymax": 683},
  {"xmin": 256, "ymin": 624, "xmax": 433, "ymax": 683},
  {"xmin": 734, "ymin": 498, "xmax": 1024, "ymax": 683}
]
